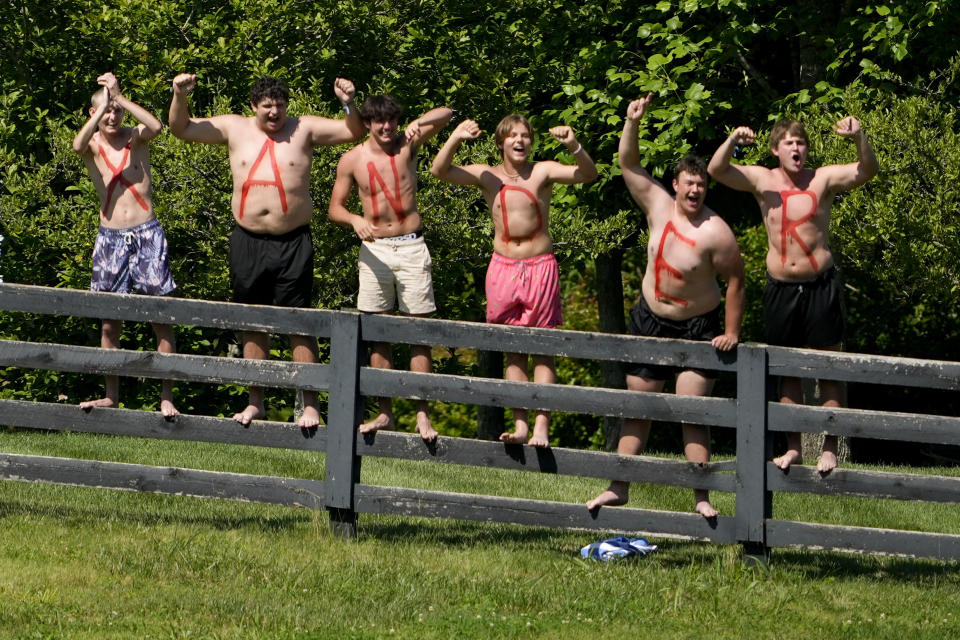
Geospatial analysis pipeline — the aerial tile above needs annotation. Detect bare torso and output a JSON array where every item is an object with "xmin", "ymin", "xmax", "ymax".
[
  {"xmin": 642, "ymin": 206, "xmax": 724, "ymax": 321},
  {"xmin": 478, "ymin": 163, "xmax": 554, "ymax": 259},
  {"xmin": 341, "ymin": 138, "xmax": 423, "ymax": 237},
  {"xmin": 757, "ymin": 167, "xmax": 835, "ymax": 280},
  {"xmin": 82, "ymin": 129, "xmax": 155, "ymax": 229},
  {"xmin": 227, "ymin": 116, "xmax": 316, "ymax": 234}
]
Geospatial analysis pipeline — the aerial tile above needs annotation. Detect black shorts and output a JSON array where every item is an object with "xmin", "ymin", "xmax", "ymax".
[
  {"xmin": 230, "ymin": 225, "xmax": 314, "ymax": 307},
  {"xmin": 625, "ymin": 297, "xmax": 722, "ymax": 381},
  {"xmin": 764, "ymin": 267, "xmax": 845, "ymax": 348}
]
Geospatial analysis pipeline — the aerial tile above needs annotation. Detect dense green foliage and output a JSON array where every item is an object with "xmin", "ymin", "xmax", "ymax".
[{"xmin": 1, "ymin": 0, "xmax": 957, "ymax": 443}]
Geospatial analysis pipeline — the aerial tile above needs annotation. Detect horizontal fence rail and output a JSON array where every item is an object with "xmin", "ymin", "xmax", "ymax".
[{"xmin": 0, "ymin": 282, "xmax": 958, "ymax": 562}]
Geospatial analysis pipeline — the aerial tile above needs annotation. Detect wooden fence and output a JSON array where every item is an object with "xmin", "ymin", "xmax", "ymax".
[{"xmin": 0, "ymin": 282, "xmax": 959, "ymax": 563}]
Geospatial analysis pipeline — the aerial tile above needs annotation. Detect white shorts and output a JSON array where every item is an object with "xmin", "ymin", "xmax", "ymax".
[{"xmin": 357, "ymin": 234, "xmax": 436, "ymax": 315}]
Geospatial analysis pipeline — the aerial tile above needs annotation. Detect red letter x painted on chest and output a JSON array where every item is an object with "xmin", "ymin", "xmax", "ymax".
[
  {"xmin": 367, "ymin": 156, "xmax": 406, "ymax": 223},
  {"xmin": 654, "ymin": 221, "xmax": 696, "ymax": 307},
  {"xmin": 498, "ymin": 186, "xmax": 542, "ymax": 243},
  {"xmin": 779, "ymin": 189, "xmax": 819, "ymax": 271},
  {"xmin": 98, "ymin": 142, "xmax": 149, "ymax": 216},
  {"xmin": 239, "ymin": 138, "xmax": 288, "ymax": 220}
]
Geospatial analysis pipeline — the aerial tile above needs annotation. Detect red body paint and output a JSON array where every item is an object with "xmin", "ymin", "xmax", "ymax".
[
  {"xmin": 654, "ymin": 221, "xmax": 696, "ymax": 307},
  {"xmin": 779, "ymin": 189, "xmax": 819, "ymax": 270},
  {"xmin": 239, "ymin": 138, "xmax": 288, "ymax": 220},
  {"xmin": 497, "ymin": 185, "xmax": 542, "ymax": 243},
  {"xmin": 98, "ymin": 143, "xmax": 149, "ymax": 216},
  {"xmin": 367, "ymin": 155, "xmax": 406, "ymax": 223}
]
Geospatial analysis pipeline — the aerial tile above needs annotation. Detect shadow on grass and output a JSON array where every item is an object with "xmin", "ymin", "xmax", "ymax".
[
  {"xmin": 0, "ymin": 496, "xmax": 311, "ymax": 532},
  {"xmin": 770, "ymin": 548, "xmax": 960, "ymax": 580}
]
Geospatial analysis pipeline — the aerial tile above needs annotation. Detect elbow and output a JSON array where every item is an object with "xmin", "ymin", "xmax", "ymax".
[
  {"xmin": 583, "ymin": 166, "xmax": 599, "ymax": 182},
  {"xmin": 71, "ymin": 141, "xmax": 84, "ymax": 154}
]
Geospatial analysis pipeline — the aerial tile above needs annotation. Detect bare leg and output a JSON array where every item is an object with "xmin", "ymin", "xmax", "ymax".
[
  {"xmin": 290, "ymin": 334, "xmax": 321, "ymax": 428},
  {"xmin": 773, "ymin": 376, "xmax": 804, "ymax": 469},
  {"xmin": 677, "ymin": 370, "xmax": 718, "ymax": 518},
  {"xmin": 587, "ymin": 374, "xmax": 663, "ymax": 510},
  {"xmin": 151, "ymin": 322, "xmax": 179, "ymax": 418},
  {"xmin": 359, "ymin": 341, "xmax": 393, "ymax": 433},
  {"xmin": 499, "ymin": 352, "xmax": 531, "ymax": 444},
  {"xmin": 233, "ymin": 331, "xmax": 268, "ymax": 425},
  {"xmin": 81, "ymin": 319, "xmax": 122, "ymax": 410},
  {"xmin": 816, "ymin": 377, "xmax": 844, "ymax": 473},
  {"xmin": 526, "ymin": 354, "xmax": 555, "ymax": 448},
  {"xmin": 410, "ymin": 344, "xmax": 437, "ymax": 442}
]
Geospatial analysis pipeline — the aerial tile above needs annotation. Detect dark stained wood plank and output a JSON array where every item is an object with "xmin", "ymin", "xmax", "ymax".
[
  {"xmin": 354, "ymin": 484, "xmax": 738, "ymax": 543},
  {"xmin": 768, "ymin": 402, "xmax": 960, "ymax": 446},
  {"xmin": 355, "ymin": 429, "xmax": 736, "ymax": 491},
  {"xmin": 767, "ymin": 463, "xmax": 960, "ymax": 503},
  {"xmin": 0, "ymin": 453, "xmax": 325, "ymax": 509},
  {"xmin": 766, "ymin": 519, "xmax": 960, "ymax": 560},
  {"xmin": 0, "ymin": 282, "xmax": 334, "ymax": 337},
  {"xmin": 360, "ymin": 368, "xmax": 738, "ymax": 427},
  {"xmin": 0, "ymin": 399, "xmax": 328, "ymax": 451},
  {"xmin": 361, "ymin": 313, "xmax": 738, "ymax": 370},
  {"xmin": 325, "ymin": 313, "xmax": 364, "ymax": 537},
  {"xmin": 767, "ymin": 345, "xmax": 960, "ymax": 391},
  {"xmin": 0, "ymin": 340, "xmax": 330, "ymax": 390},
  {"xmin": 735, "ymin": 344, "xmax": 771, "ymax": 552}
]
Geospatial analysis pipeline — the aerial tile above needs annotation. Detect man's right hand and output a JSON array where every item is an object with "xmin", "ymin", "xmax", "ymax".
[
  {"xmin": 453, "ymin": 119, "xmax": 482, "ymax": 142},
  {"xmin": 729, "ymin": 126, "xmax": 755, "ymax": 146},
  {"xmin": 172, "ymin": 73, "xmax": 197, "ymax": 95},
  {"xmin": 97, "ymin": 72, "xmax": 120, "ymax": 99},
  {"xmin": 351, "ymin": 216, "xmax": 379, "ymax": 241},
  {"xmin": 626, "ymin": 93, "xmax": 653, "ymax": 122}
]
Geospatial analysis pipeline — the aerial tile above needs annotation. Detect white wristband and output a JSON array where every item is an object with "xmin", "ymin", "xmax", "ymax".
[{"xmin": 571, "ymin": 143, "xmax": 583, "ymax": 154}]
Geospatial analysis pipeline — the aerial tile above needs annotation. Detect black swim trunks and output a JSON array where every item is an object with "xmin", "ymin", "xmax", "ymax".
[
  {"xmin": 625, "ymin": 297, "xmax": 722, "ymax": 381},
  {"xmin": 230, "ymin": 225, "xmax": 313, "ymax": 307},
  {"xmin": 763, "ymin": 266, "xmax": 845, "ymax": 348}
]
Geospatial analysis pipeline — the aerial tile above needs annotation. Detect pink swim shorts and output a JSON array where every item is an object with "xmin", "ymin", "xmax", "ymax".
[{"xmin": 485, "ymin": 252, "xmax": 562, "ymax": 328}]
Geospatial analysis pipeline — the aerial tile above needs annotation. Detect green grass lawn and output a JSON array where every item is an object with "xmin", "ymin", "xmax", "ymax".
[{"xmin": 0, "ymin": 428, "xmax": 958, "ymax": 639}]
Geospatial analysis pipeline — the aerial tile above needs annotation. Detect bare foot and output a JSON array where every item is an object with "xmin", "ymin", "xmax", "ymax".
[
  {"xmin": 816, "ymin": 450, "xmax": 838, "ymax": 474},
  {"xmin": 160, "ymin": 399, "xmax": 179, "ymax": 419},
  {"xmin": 233, "ymin": 404, "xmax": 265, "ymax": 426},
  {"xmin": 527, "ymin": 424, "xmax": 550, "ymax": 448},
  {"xmin": 499, "ymin": 427, "xmax": 529, "ymax": 445},
  {"xmin": 80, "ymin": 397, "xmax": 117, "ymax": 411},
  {"xmin": 359, "ymin": 413, "xmax": 391, "ymax": 434},
  {"xmin": 773, "ymin": 449, "xmax": 803, "ymax": 470},
  {"xmin": 416, "ymin": 412, "xmax": 438, "ymax": 443},
  {"xmin": 298, "ymin": 405, "xmax": 321, "ymax": 429},
  {"xmin": 586, "ymin": 482, "xmax": 629, "ymax": 511},
  {"xmin": 695, "ymin": 500, "xmax": 719, "ymax": 518}
]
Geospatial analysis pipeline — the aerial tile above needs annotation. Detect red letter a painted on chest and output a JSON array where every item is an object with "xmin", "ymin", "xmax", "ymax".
[{"xmin": 239, "ymin": 138, "xmax": 288, "ymax": 220}]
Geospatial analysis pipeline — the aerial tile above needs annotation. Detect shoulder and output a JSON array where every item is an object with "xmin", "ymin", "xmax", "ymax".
[
  {"xmin": 700, "ymin": 209, "xmax": 738, "ymax": 245},
  {"xmin": 337, "ymin": 144, "xmax": 363, "ymax": 168}
]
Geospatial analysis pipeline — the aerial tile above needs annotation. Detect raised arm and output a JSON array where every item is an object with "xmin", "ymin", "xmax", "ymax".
[
  {"xmin": 100, "ymin": 73, "xmax": 163, "ymax": 141},
  {"xmin": 710, "ymin": 224, "xmax": 746, "ymax": 352},
  {"xmin": 821, "ymin": 116, "xmax": 879, "ymax": 191},
  {"xmin": 429, "ymin": 119, "xmax": 487, "ymax": 186},
  {"xmin": 707, "ymin": 126, "xmax": 766, "ymax": 193},
  {"xmin": 72, "ymin": 86, "xmax": 108, "ymax": 154},
  {"xmin": 305, "ymin": 77, "xmax": 363, "ymax": 146},
  {"xmin": 542, "ymin": 125, "xmax": 598, "ymax": 184},
  {"xmin": 618, "ymin": 95, "xmax": 673, "ymax": 213},
  {"xmin": 168, "ymin": 73, "xmax": 231, "ymax": 144},
  {"xmin": 328, "ymin": 152, "xmax": 378, "ymax": 240},
  {"xmin": 405, "ymin": 106, "xmax": 454, "ymax": 148}
]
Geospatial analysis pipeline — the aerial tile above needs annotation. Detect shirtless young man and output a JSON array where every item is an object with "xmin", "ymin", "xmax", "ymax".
[
  {"xmin": 72, "ymin": 72, "xmax": 178, "ymax": 419},
  {"xmin": 709, "ymin": 115, "xmax": 878, "ymax": 473},
  {"xmin": 586, "ymin": 94, "xmax": 745, "ymax": 517},
  {"xmin": 329, "ymin": 95, "xmax": 453, "ymax": 442},
  {"xmin": 431, "ymin": 114, "xmax": 597, "ymax": 448},
  {"xmin": 169, "ymin": 73, "xmax": 363, "ymax": 428}
]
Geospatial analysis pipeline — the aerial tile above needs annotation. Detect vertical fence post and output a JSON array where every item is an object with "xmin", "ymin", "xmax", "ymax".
[
  {"xmin": 736, "ymin": 343, "xmax": 771, "ymax": 565},
  {"xmin": 325, "ymin": 312, "xmax": 364, "ymax": 538}
]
